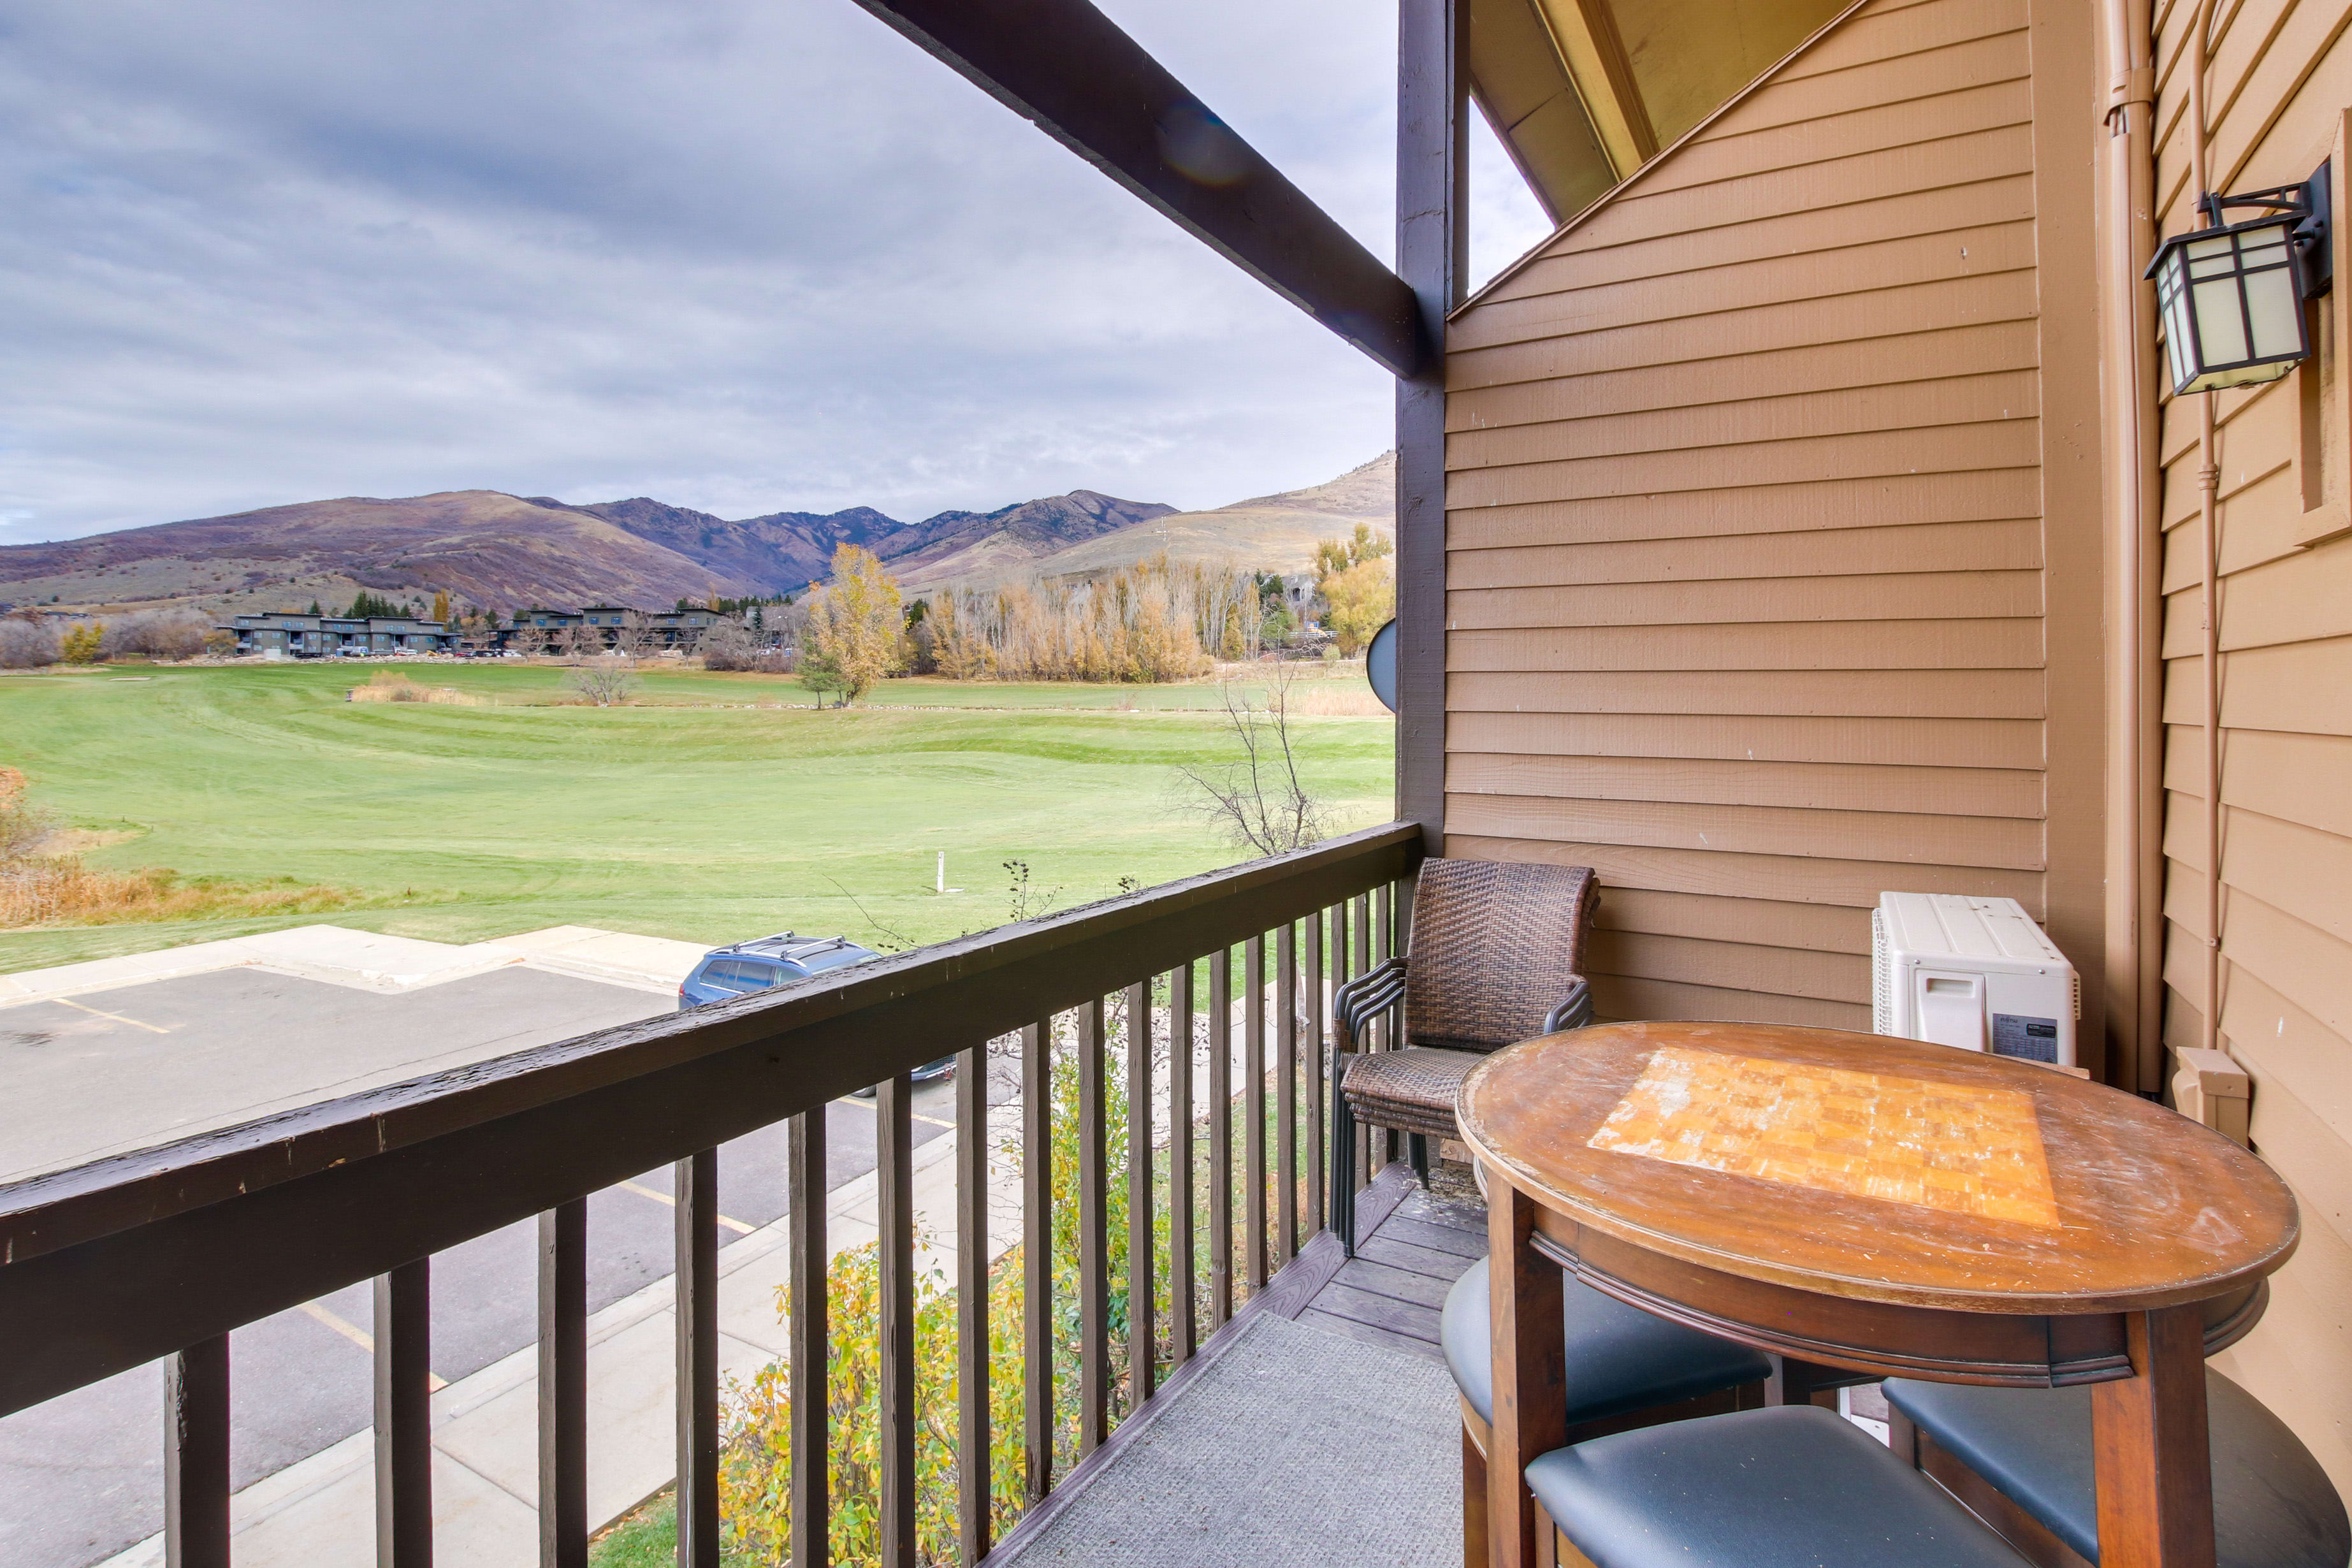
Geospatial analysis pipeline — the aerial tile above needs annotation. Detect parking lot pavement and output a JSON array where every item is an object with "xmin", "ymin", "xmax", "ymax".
[
  {"xmin": 0, "ymin": 963, "xmax": 985, "ymax": 1568},
  {"xmin": 0, "ymin": 966, "xmax": 674, "ymax": 1182}
]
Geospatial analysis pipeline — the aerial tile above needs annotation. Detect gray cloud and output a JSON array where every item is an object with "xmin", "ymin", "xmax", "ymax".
[{"xmin": 0, "ymin": 0, "xmax": 1552, "ymax": 542}]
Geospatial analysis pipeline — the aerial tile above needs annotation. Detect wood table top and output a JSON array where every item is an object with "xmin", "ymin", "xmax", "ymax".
[{"xmin": 1457, "ymin": 1021, "xmax": 2298, "ymax": 1314}]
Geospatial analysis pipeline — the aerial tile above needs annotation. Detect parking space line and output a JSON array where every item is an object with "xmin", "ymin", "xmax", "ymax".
[
  {"xmin": 54, "ymin": 997, "xmax": 172, "ymax": 1034},
  {"xmin": 297, "ymin": 1301, "xmax": 449, "ymax": 1391},
  {"xmin": 836, "ymin": 1096, "xmax": 958, "ymax": 1130},
  {"xmin": 615, "ymin": 1179, "xmax": 757, "ymax": 1235}
]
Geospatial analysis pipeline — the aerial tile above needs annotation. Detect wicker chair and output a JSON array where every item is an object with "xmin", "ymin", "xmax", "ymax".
[{"xmin": 1328, "ymin": 857, "xmax": 1598, "ymax": 1255}]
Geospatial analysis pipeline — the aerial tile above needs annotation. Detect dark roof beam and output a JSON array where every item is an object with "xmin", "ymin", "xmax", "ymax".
[{"xmin": 847, "ymin": 0, "xmax": 1428, "ymax": 379}]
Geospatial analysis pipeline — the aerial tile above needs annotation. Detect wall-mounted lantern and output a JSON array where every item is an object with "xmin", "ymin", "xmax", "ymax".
[{"xmin": 2146, "ymin": 163, "xmax": 2331, "ymax": 396}]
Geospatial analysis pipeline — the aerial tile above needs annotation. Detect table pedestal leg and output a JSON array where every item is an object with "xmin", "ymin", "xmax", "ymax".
[
  {"xmin": 2090, "ymin": 1304, "xmax": 2216, "ymax": 1568},
  {"xmin": 1487, "ymin": 1174, "xmax": 1567, "ymax": 1568}
]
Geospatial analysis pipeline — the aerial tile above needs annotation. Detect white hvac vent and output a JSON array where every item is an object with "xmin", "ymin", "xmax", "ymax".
[{"xmin": 1871, "ymin": 893, "xmax": 2078, "ymax": 1068}]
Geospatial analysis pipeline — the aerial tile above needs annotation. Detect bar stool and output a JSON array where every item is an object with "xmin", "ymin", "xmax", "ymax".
[
  {"xmin": 1525, "ymin": 1404, "xmax": 2038, "ymax": 1568},
  {"xmin": 1442, "ymin": 1258, "xmax": 1773, "ymax": 1562},
  {"xmin": 1883, "ymin": 1370, "xmax": 2349, "ymax": 1568}
]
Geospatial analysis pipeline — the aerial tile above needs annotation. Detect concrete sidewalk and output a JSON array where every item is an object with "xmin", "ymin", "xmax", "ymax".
[
  {"xmin": 98, "ymin": 1101, "xmax": 1026, "ymax": 1568},
  {"xmin": 0, "ymin": 923, "xmax": 709, "ymax": 1008}
]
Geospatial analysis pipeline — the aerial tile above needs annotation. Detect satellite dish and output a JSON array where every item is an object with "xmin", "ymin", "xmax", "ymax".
[{"xmin": 1365, "ymin": 618, "xmax": 1398, "ymax": 712}]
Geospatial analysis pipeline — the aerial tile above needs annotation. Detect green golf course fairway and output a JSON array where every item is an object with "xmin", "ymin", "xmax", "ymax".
[{"xmin": 0, "ymin": 661, "xmax": 1395, "ymax": 973}]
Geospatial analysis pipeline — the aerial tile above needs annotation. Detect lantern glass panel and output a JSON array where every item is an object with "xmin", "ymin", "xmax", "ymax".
[
  {"xmin": 2245, "ymin": 266, "xmax": 2304, "ymax": 360},
  {"xmin": 2191, "ymin": 276, "xmax": 2251, "ymax": 363}
]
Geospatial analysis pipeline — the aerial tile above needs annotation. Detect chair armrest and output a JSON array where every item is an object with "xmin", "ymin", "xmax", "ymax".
[
  {"xmin": 1543, "ymin": 978, "xmax": 1593, "ymax": 1035},
  {"xmin": 1332, "ymin": 957, "xmax": 1407, "ymax": 1053}
]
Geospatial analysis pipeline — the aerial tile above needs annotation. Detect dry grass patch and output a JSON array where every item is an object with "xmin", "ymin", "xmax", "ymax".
[
  {"xmin": 1286, "ymin": 683, "xmax": 1390, "ymax": 716},
  {"xmin": 0, "ymin": 766, "xmax": 365, "ymax": 930},
  {"xmin": 0, "ymin": 862, "xmax": 366, "ymax": 930},
  {"xmin": 349, "ymin": 672, "xmax": 486, "ymax": 705}
]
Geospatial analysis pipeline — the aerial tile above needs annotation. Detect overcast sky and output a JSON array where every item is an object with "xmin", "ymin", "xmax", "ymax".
[{"xmin": 0, "ymin": 0, "xmax": 1552, "ymax": 543}]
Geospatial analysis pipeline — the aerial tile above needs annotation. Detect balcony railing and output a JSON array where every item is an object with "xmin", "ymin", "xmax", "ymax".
[{"xmin": 0, "ymin": 819, "xmax": 1424, "ymax": 1567}]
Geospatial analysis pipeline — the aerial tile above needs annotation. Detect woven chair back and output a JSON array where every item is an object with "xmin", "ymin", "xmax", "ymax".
[{"xmin": 1403, "ymin": 858, "xmax": 1597, "ymax": 1052}]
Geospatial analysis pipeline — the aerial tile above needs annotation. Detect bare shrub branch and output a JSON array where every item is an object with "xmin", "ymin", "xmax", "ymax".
[{"xmin": 1172, "ymin": 664, "xmax": 1325, "ymax": 858}]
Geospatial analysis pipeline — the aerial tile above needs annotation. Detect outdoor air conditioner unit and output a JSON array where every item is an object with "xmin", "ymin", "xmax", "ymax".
[{"xmin": 1871, "ymin": 893, "xmax": 2079, "ymax": 1067}]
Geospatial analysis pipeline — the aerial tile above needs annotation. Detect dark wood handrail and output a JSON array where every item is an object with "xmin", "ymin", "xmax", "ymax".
[{"xmin": 0, "ymin": 820, "xmax": 1421, "ymax": 1419}]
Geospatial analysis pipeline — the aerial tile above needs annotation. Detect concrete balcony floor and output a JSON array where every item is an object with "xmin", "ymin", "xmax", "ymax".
[{"xmin": 996, "ymin": 1168, "xmax": 1486, "ymax": 1567}]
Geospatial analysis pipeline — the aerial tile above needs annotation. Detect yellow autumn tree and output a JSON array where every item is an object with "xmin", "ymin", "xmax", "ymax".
[
  {"xmin": 430, "ymin": 589, "xmax": 451, "ymax": 624},
  {"xmin": 1312, "ymin": 522, "xmax": 1393, "ymax": 581},
  {"xmin": 1313, "ymin": 523, "xmax": 1395, "ymax": 655},
  {"xmin": 803, "ymin": 544, "xmax": 906, "ymax": 705},
  {"xmin": 1319, "ymin": 558, "xmax": 1393, "ymax": 656}
]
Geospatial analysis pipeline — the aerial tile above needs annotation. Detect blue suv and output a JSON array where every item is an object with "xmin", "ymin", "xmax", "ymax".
[{"xmin": 677, "ymin": 933, "xmax": 953, "ymax": 1089}]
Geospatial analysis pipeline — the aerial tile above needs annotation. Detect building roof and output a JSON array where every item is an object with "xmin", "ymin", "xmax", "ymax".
[{"xmin": 1469, "ymin": 0, "xmax": 1850, "ymax": 223}]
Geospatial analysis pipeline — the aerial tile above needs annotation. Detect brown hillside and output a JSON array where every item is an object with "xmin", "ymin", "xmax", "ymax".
[
  {"xmin": 0, "ymin": 459, "xmax": 1378, "ymax": 615},
  {"xmin": 0, "ymin": 491, "xmax": 748, "ymax": 616},
  {"xmin": 964, "ymin": 451, "xmax": 1395, "ymax": 586}
]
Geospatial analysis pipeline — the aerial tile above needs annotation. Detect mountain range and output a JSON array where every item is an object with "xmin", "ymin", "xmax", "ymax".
[{"xmin": 0, "ymin": 454, "xmax": 1393, "ymax": 616}]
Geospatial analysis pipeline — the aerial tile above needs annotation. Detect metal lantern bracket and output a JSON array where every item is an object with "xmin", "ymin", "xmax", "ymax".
[{"xmin": 2189, "ymin": 162, "xmax": 2332, "ymax": 294}]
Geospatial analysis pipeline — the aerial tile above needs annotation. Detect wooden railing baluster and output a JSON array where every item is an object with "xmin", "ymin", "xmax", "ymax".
[
  {"xmin": 787, "ymin": 1112, "xmax": 829, "ymax": 1568},
  {"xmin": 1167, "ymin": 962, "xmax": 1195, "ymax": 1365},
  {"xmin": 1330, "ymin": 899, "xmax": 1353, "ymax": 1200},
  {"xmin": 1351, "ymin": 894, "xmax": 1379, "ymax": 1171},
  {"xmin": 1379, "ymin": 881, "xmax": 1401, "ymax": 1170},
  {"xmin": 375, "ymin": 1258, "xmax": 433, "ymax": 1568},
  {"xmin": 538, "ymin": 1201, "xmax": 588, "ymax": 1568},
  {"xmin": 955, "ymin": 1043, "xmax": 989, "ymax": 1565},
  {"xmin": 164, "ymin": 1334, "xmax": 231, "ymax": 1568},
  {"xmin": 1243, "ymin": 933, "xmax": 1267, "ymax": 1293},
  {"xmin": 674, "ymin": 1151, "xmax": 720, "ymax": 1568},
  {"xmin": 1305, "ymin": 911, "xmax": 1325, "ymax": 1237},
  {"xmin": 1207, "ymin": 949, "xmax": 1233, "ymax": 1328},
  {"xmin": 1379, "ymin": 880, "xmax": 1397, "ymax": 1057},
  {"xmin": 877, "ymin": 1074, "xmax": 917, "ymax": 1568},
  {"xmin": 1020, "ymin": 1020, "xmax": 1051, "ymax": 1502},
  {"xmin": 1275, "ymin": 920, "xmax": 1298, "ymax": 1267},
  {"xmin": 1077, "ymin": 998, "xmax": 1110, "ymax": 1453},
  {"xmin": 1123, "ymin": 981, "xmax": 1155, "ymax": 1409}
]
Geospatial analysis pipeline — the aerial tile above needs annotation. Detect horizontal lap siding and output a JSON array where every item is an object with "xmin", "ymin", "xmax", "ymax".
[
  {"xmin": 1442, "ymin": 0, "xmax": 2051, "ymax": 1038},
  {"xmin": 2149, "ymin": 0, "xmax": 2352, "ymax": 1488}
]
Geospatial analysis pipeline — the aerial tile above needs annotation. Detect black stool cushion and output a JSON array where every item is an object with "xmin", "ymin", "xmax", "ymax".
[
  {"xmin": 1885, "ymin": 1369, "xmax": 2349, "ymax": 1568},
  {"xmin": 1527, "ymin": 1405, "xmax": 2035, "ymax": 1568},
  {"xmin": 1441, "ymin": 1258, "xmax": 1771, "ymax": 1426}
]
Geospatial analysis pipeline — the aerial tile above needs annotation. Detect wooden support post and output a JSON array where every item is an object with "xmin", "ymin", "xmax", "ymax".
[
  {"xmin": 674, "ymin": 1151, "xmax": 720, "ymax": 1568},
  {"xmin": 1394, "ymin": 0, "xmax": 1462, "ymax": 857},
  {"xmin": 788, "ymin": 1112, "xmax": 830, "ymax": 1568},
  {"xmin": 375, "ymin": 1258, "xmax": 433, "ymax": 1568},
  {"xmin": 1486, "ymin": 1177, "xmax": 1566, "ymax": 1568},
  {"xmin": 164, "ymin": 1335, "xmax": 231, "ymax": 1568},
  {"xmin": 538, "ymin": 1201, "xmax": 588, "ymax": 1568},
  {"xmin": 2090, "ymin": 1305, "xmax": 2218, "ymax": 1568}
]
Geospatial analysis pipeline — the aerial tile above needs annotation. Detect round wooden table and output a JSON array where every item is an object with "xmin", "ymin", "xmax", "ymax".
[{"xmin": 1456, "ymin": 1020, "xmax": 2298, "ymax": 1568}]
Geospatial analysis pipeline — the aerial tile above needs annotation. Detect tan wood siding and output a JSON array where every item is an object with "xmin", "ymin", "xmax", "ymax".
[
  {"xmin": 1441, "ymin": 0, "xmax": 2103, "ymax": 1085},
  {"xmin": 2144, "ymin": 0, "xmax": 2352, "ymax": 1490}
]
